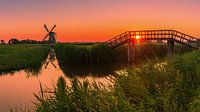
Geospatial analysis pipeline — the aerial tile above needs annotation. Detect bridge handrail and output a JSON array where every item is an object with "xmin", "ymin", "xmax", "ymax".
[
  {"xmin": 106, "ymin": 29, "xmax": 200, "ymax": 49},
  {"xmin": 173, "ymin": 30, "xmax": 198, "ymax": 41},
  {"xmin": 106, "ymin": 31, "xmax": 129, "ymax": 43}
]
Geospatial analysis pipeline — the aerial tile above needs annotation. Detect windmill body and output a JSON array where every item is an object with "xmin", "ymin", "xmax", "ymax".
[
  {"xmin": 42, "ymin": 24, "xmax": 57, "ymax": 68},
  {"xmin": 42, "ymin": 24, "xmax": 57, "ymax": 46},
  {"xmin": 49, "ymin": 32, "xmax": 56, "ymax": 45}
]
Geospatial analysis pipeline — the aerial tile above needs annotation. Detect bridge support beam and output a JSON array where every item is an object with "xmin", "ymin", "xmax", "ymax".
[
  {"xmin": 167, "ymin": 39, "xmax": 174, "ymax": 58},
  {"xmin": 127, "ymin": 41, "xmax": 135, "ymax": 62}
]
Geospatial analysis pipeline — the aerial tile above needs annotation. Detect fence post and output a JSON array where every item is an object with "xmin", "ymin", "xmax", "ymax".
[
  {"xmin": 127, "ymin": 41, "xmax": 135, "ymax": 62},
  {"xmin": 167, "ymin": 39, "xmax": 174, "ymax": 58}
]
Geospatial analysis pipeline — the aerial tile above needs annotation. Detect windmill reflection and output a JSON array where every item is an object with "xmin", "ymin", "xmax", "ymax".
[{"xmin": 45, "ymin": 47, "xmax": 57, "ymax": 69}]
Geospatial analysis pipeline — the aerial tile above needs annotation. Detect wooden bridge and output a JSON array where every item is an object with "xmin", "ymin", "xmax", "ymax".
[{"xmin": 106, "ymin": 30, "xmax": 200, "ymax": 62}]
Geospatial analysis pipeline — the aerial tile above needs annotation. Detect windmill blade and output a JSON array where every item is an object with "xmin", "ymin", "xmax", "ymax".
[
  {"xmin": 49, "ymin": 25, "xmax": 56, "ymax": 32},
  {"xmin": 44, "ymin": 24, "xmax": 49, "ymax": 32},
  {"xmin": 42, "ymin": 34, "xmax": 49, "ymax": 41}
]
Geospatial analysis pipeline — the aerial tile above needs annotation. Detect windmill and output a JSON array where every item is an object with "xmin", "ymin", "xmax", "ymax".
[{"xmin": 42, "ymin": 24, "xmax": 57, "ymax": 45}]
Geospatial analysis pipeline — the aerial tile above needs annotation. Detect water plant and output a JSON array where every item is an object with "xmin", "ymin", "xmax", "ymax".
[
  {"xmin": 29, "ymin": 50, "xmax": 200, "ymax": 112},
  {"xmin": 33, "ymin": 77, "xmax": 135, "ymax": 112}
]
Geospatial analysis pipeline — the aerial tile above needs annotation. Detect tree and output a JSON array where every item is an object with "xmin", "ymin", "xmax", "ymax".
[
  {"xmin": 8, "ymin": 38, "xmax": 20, "ymax": 44},
  {"xmin": 0, "ymin": 40, "xmax": 5, "ymax": 44}
]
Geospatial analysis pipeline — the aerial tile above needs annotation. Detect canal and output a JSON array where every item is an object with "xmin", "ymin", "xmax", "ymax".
[{"xmin": 0, "ymin": 52, "xmax": 123, "ymax": 112}]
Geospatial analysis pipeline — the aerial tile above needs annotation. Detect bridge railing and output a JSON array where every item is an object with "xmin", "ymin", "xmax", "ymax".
[
  {"xmin": 172, "ymin": 30, "xmax": 200, "ymax": 48},
  {"xmin": 128, "ymin": 30, "xmax": 173, "ymax": 40},
  {"xmin": 106, "ymin": 32, "xmax": 130, "ymax": 48},
  {"xmin": 106, "ymin": 30, "xmax": 200, "ymax": 49}
]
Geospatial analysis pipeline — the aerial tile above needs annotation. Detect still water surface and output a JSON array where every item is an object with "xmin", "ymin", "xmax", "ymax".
[{"xmin": 0, "ymin": 56, "xmax": 122, "ymax": 112}]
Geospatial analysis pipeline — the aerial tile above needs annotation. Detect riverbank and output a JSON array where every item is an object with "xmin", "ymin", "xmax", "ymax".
[
  {"xmin": 55, "ymin": 43, "xmax": 192, "ymax": 65},
  {"xmin": 0, "ymin": 44, "xmax": 49, "ymax": 74},
  {"xmin": 54, "ymin": 43, "xmax": 193, "ymax": 77},
  {"xmin": 30, "ymin": 49, "xmax": 200, "ymax": 112}
]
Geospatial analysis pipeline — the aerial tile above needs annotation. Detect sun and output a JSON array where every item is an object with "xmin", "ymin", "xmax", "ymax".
[{"xmin": 135, "ymin": 35, "xmax": 141, "ymax": 40}]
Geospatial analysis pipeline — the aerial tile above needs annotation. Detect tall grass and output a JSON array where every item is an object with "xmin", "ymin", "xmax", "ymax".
[
  {"xmin": 116, "ymin": 50, "xmax": 200, "ymax": 111},
  {"xmin": 115, "ymin": 43, "xmax": 193, "ymax": 63},
  {"xmin": 55, "ymin": 43, "xmax": 193, "ymax": 66},
  {"xmin": 55, "ymin": 44, "xmax": 117, "ymax": 65},
  {"xmin": 0, "ymin": 44, "xmax": 49, "ymax": 74},
  {"xmin": 33, "ymin": 77, "xmax": 134, "ymax": 112},
  {"xmin": 31, "ymin": 50, "xmax": 200, "ymax": 112}
]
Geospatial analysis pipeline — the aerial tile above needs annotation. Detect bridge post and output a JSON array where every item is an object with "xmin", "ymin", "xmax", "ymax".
[
  {"xmin": 127, "ymin": 41, "xmax": 135, "ymax": 62},
  {"xmin": 167, "ymin": 39, "xmax": 174, "ymax": 58}
]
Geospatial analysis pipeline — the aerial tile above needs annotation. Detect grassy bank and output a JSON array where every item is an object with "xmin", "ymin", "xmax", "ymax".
[
  {"xmin": 117, "ymin": 50, "xmax": 200, "ymax": 111},
  {"xmin": 0, "ymin": 44, "xmax": 49, "ymax": 74},
  {"xmin": 55, "ymin": 43, "xmax": 116, "ymax": 65},
  {"xmin": 29, "ymin": 50, "xmax": 200, "ymax": 112},
  {"xmin": 55, "ymin": 43, "xmax": 193, "ymax": 77},
  {"xmin": 115, "ymin": 43, "xmax": 193, "ymax": 62},
  {"xmin": 55, "ymin": 43, "xmax": 192, "ymax": 65}
]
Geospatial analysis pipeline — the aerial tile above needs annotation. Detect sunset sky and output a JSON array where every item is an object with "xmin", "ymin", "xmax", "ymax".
[{"xmin": 0, "ymin": 0, "xmax": 200, "ymax": 42}]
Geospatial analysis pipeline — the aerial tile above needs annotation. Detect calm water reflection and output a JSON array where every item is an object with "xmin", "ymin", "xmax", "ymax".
[{"xmin": 0, "ymin": 54, "xmax": 123, "ymax": 112}]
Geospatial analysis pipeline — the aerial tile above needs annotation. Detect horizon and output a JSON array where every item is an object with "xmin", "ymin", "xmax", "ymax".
[{"xmin": 0, "ymin": 0, "xmax": 200, "ymax": 42}]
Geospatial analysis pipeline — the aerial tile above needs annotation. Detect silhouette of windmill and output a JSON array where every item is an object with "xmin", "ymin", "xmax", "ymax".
[
  {"xmin": 45, "ymin": 48, "xmax": 57, "ymax": 69},
  {"xmin": 42, "ymin": 24, "xmax": 57, "ymax": 45}
]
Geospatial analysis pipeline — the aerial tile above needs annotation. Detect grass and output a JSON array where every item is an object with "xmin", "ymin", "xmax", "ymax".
[
  {"xmin": 115, "ymin": 43, "xmax": 193, "ymax": 63},
  {"xmin": 0, "ymin": 44, "xmax": 49, "ymax": 74},
  {"xmin": 54, "ymin": 43, "xmax": 193, "ymax": 77},
  {"xmin": 55, "ymin": 43, "xmax": 117, "ymax": 65},
  {"xmin": 28, "ymin": 50, "xmax": 200, "ymax": 112},
  {"xmin": 55, "ymin": 43, "xmax": 193, "ymax": 66},
  {"xmin": 33, "ymin": 77, "xmax": 134, "ymax": 112},
  {"xmin": 116, "ymin": 50, "xmax": 200, "ymax": 111}
]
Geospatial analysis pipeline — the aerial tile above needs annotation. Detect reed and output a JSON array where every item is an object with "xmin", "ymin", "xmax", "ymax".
[
  {"xmin": 55, "ymin": 43, "xmax": 117, "ymax": 65},
  {"xmin": 33, "ymin": 77, "xmax": 135, "ymax": 112},
  {"xmin": 32, "ymin": 50, "xmax": 200, "ymax": 112},
  {"xmin": 55, "ymin": 43, "xmax": 192, "ymax": 66},
  {"xmin": 116, "ymin": 50, "xmax": 200, "ymax": 111}
]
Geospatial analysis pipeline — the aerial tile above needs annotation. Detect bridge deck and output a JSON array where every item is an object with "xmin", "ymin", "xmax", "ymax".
[{"xmin": 106, "ymin": 30, "xmax": 200, "ymax": 49}]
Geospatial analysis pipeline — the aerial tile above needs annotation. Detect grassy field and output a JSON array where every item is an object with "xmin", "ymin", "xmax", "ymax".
[
  {"xmin": 28, "ymin": 50, "xmax": 200, "ymax": 112},
  {"xmin": 0, "ymin": 44, "xmax": 49, "ymax": 74}
]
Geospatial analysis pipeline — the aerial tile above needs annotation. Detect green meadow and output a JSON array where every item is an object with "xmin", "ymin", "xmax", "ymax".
[{"xmin": 0, "ymin": 44, "xmax": 49, "ymax": 74}]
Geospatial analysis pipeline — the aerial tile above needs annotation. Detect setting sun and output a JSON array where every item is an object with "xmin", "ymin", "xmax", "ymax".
[
  {"xmin": 135, "ymin": 35, "xmax": 141, "ymax": 40},
  {"xmin": 0, "ymin": 0, "xmax": 200, "ymax": 112}
]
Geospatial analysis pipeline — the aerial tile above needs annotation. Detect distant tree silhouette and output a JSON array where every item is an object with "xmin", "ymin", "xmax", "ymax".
[
  {"xmin": 8, "ymin": 38, "xmax": 20, "ymax": 44},
  {"xmin": 0, "ymin": 40, "xmax": 5, "ymax": 44},
  {"xmin": 20, "ymin": 39, "xmax": 40, "ymax": 44},
  {"xmin": 8, "ymin": 38, "xmax": 48, "ymax": 44}
]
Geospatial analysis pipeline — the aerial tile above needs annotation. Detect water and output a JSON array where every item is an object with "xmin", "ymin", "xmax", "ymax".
[{"xmin": 0, "ymin": 54, "xmax": 123, "ymax": 112}]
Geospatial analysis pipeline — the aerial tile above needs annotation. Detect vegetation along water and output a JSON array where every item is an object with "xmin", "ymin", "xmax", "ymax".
[
  {"xmin": 29, "ymin": 49, "xmax": 200, "ymax": 112},
  {"xmin": 55, "ymin": 43, "xmax": 192, "ymax": 65},
  {"xmin": 4, "ymin": 43, "xmax": 197, "ymax": 112},
  {"xmin": 0, "ymin": 44, "xmax": 49, "ymax": 74}
]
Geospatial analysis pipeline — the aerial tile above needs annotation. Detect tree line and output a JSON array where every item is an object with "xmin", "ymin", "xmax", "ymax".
[{"xmin": 7, "ymin": 38, "xmax": 47, "ymax": 44}]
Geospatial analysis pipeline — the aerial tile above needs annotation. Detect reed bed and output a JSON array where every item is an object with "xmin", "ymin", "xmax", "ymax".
[
  {"xmin": 55, "ymin": 43, "xmax": 192, "ymax": 66},
  {"xmin": 30, "ymin": 50, "xmax": 200, "ymax": 112},
  {"xmin": 55, "ymin": 43, "xmax": 117, "ymax": 65}
]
